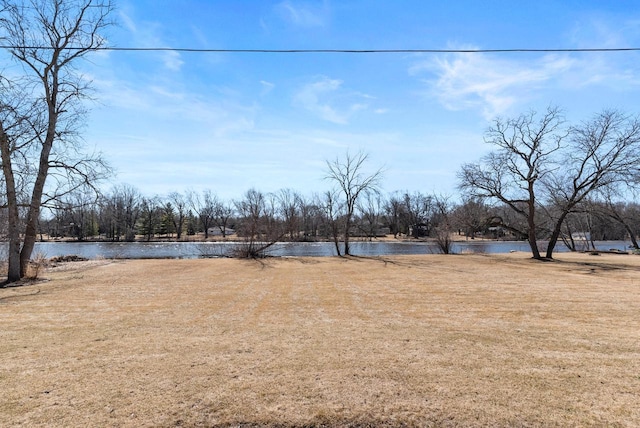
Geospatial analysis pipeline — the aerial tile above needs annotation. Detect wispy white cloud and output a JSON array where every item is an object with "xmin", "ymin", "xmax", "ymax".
[
  {"xmin": 293, "ymin": 76, "xmax": 373, "ymax": 124},
  {"xmin": 410, "ymin": 51, "xmax": 575, "ymax": 118},
  {"xmin": 260, "ymin": 80, "xmax": 275, "ymax": 96},
  {"xmin": 118, "ymin": 10, "xmax": 137, "ymax": 33},
  {"xmin": 93, "ymin": 76, "xmax": 256, "ymax": 138},
  {"xmin": 162, "ymin": 50, "xmax": 184, "ymax": 72},
  {"xmin": 275, "ymin": 1, "xmax": 328, "ymax": 28},
  {"xmin": 409, "ymin": 27, "xmax": 640, "ymax": 118}
]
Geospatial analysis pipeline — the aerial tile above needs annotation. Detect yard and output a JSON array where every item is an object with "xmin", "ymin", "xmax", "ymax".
[{"xmin": 1, "ymin": 253, "xmax": 639, "ymax": 427}]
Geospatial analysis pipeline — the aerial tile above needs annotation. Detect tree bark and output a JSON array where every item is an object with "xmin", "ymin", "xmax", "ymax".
[
  {"xmin": 19, "ymin": 82, "xmax": 57, "ymax": 277},
  {"xmin": 0, "ymin": 123, "xmax": 21, "ymax": 283},
  {"xmin": 343, "ymin": 216, "xmax": 351, "ymax": 255},
  {"xmin": 545, "ymin": 211, "xmax": 569, "ymax": 259},
  {"xmin": 527, "ymin": 184, "xmax": 542, "ymax": 259}
]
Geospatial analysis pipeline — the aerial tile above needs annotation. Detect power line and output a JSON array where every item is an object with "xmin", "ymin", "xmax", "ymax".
[{"xmin": 1, "ymin": 46, "xmax": 640, "ymax": 53}]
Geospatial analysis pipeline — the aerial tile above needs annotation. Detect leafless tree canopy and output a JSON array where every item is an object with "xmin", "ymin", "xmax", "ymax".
[
  {"xmin": 325, "ymin": 150, "xmax": 383, "ymax": 256},
  {"xmin": 0, "ymin": 0, "xmax": 114, "ymax": 283},
  {"xmin": 459, "ymin": 107, "xmax": 640, "ymax": 259}
]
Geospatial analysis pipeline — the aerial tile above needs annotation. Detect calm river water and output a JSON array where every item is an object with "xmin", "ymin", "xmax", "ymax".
[{"xmin": 11, "ymin": 240, "xmax": 633, "ymax": 260}]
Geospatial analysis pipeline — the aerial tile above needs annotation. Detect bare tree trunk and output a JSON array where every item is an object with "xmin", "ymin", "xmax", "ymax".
[
  {"xmin": 20, "ymin": 126, "xmax": 54, "ymax": 277},
  {"xmin": 330, "ymin": 218, "xmax": 342, "ymax": 256},
  {"xmin": 625, "ymin": 225, "xmax": 639, "ymax": 249},
  {"xmin": 560, "ymin": 221, "xmax": 577, "ymax": 251},
  {"xmin": 332, "ymin": 234, "xmax": 342, "ymax": 256},
  {"xmin": 545, "ymin": 211, "xmax": 569, "ymax": 259},
  {"xmin": 527, "ymin": 229, "xmax": 541, "ymax": 258},
  {"xmin": 343, "ymin": 216, "xmax": 351, "ymax": 255},
  {"xmin": 527, "ymin": 185, "xmax": 542, "ymax": 259},
  {"xmin": 0, "ymin": 124, "xmax": 21, "ymax": 283}
]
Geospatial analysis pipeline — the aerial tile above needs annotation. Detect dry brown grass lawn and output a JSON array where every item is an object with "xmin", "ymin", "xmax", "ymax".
[{"xmin": 1, "ymin": 253, "xmax": 639, "ymax": 427}]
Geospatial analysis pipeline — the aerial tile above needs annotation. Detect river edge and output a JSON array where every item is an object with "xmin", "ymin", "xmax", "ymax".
[{"xmin": 3, "ymin": 239, "xmax": 632, "ymax": 260}]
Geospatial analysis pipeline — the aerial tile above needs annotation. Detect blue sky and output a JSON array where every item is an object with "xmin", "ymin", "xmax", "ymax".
[{"xmin": 81, "ymin": 0, "xmax": 640, "ymax": 200}]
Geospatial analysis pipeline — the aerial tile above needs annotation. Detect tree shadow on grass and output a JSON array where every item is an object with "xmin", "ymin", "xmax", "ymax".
[{"xmin": 544, "ymin": 254, "xmax": 640, "ymax": 274}]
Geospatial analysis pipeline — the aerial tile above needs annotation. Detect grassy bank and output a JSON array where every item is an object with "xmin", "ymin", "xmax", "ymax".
[{"xmin": 1, "ymin": 253, "xmax": 639, "ymax": 427}]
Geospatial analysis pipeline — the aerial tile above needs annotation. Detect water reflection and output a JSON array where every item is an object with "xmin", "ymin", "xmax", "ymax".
[{"xmin": 14, "ymin": 240, "xmax": 631, "ymax": 260}]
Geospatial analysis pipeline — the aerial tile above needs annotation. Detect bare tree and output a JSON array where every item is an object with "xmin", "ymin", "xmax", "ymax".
[
  {"xmin": 321, "ymin": 189, "xmax": 343, "ymax": 256},
  {"xmin": 592, "ymin": 195, "xmax": 640, "ymax": 249},
  {"xmin": 432, "ymin": 195, "xmax": 455, "ymax": 254},
  {"xmin": 188, "ymin": 190, "xmax": 216, "ymax": 239},
  {"xmin": 264, "ymin": 192, "xmax": 279, "ymax": 240},
  {"xmin": 402, "ymin": 191, "xmax": 434, "ymax": 238},
  {"xmin": 459, "ymin": 107, "xmax": 640, "ymax": 259},
  {"xmin": 298, "ymin": 193, "xmax": 320, "ymax": 240},
  {"xmin": 452, "ymin": 197, "xmax": 492, "ymax": 239},
  {"xmin": 233, "ymin": 188, "xmax": 282, "ymax": 258},
  {"xmin": 325, "ymin": 151, "xmax": 383, "ymax": 256},
  {"xmin": 357, "ymin": 190, "xmax": 384, "ymax": 240},
  {"xmin": 553, "ymin": 202, "xmax": 596, "ymax": 252},
  {"xmin": 166, "ymin": 192, "xmax": 188, "ymax": 240},
  {"xmin": 0, "ymin": 0, "xmax": 114, "ymax": 283},
  {"xmin": 212, "ymin": 197, "xmax": 234, "ymax": 238},
  {"xmin": 458, "ymin": 107, "xmax": 566, "ymax": 259},
  {"xmin": 100, "ymin": 184, "xmax": 141, "ymax": 242},
  {"xmin": 49, "ymin": 188, "xmax": 98, "ymax": 240},
  {"xmin": 542, "ymin": 110, "xmax": 640, "ymax": 258},
  {"xmin": 277, "ymin": 188, "xmax": 302, "ymax": 240},
  {"xmin": 489, "ymin": 203, "xmax": 530, "ymax": 241},
  {"xmin": 383, "ymin": 191, "xmax": 405, "ymax": 238}
]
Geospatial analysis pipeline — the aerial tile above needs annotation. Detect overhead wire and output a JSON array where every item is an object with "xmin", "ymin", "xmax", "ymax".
[{"xmin": 0, "ymin": 46, "xmax": 639, "ymax": 53}]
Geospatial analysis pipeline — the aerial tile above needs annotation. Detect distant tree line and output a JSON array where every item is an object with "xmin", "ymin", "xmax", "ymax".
[
  {"xmin": 5, "ymin": 107, "xmax": 636, "ymax": 262},
  {"xmin": 1, "ymin": 109, "xmax": 639, "ymax": 264},
  {"xmin": 14, "ymin": 178, "xmax": 638, "ymax": 255}
]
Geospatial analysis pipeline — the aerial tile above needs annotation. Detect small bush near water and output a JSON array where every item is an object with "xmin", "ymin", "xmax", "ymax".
[{"xmin": 49, "ymin": 255, "xmax": 88, "ymax": 263}]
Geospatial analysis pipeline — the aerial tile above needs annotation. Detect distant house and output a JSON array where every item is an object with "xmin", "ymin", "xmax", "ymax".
[
  {"xmin": 571, "ymin": 232, "xmax": 591, "ymax": 241},
  {"xmin": 408, "ymin": 223, "xmax": 429, "ymax": 238}
]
